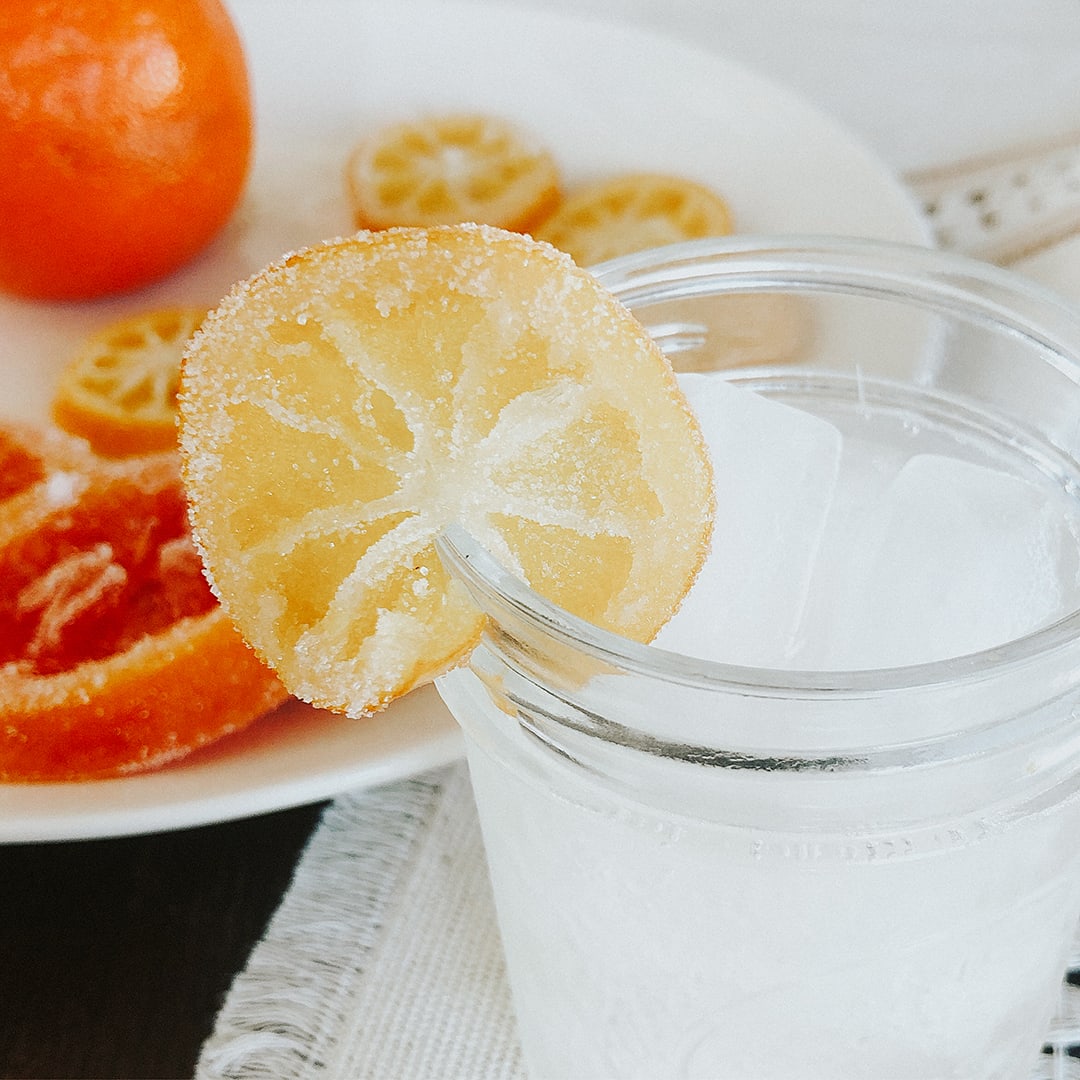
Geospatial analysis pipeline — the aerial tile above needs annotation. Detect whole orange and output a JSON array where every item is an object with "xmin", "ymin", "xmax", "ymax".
[{"xmin": 0, "ymin": 0, "xmax": 253, "ymax": 301}]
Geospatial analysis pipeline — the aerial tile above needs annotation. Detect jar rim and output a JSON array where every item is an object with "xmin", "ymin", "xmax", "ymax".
[
  {"xmin": 437, "ymin": 524, "xmax": 1080, "ymax": 699},
  {"xmin": 439, "ymin": 235, "xmax": 1080, "ymax": 698},
  {"xmin": 592, "ymin": 233, "xmax": 1080, "ymax": 384}
]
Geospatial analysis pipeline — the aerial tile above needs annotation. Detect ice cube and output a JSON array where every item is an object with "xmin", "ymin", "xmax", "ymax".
[
  {"xmin": 655, "ymin": 374, "xmax": 842, "ymax": 667},
  {"xmin": 821, "ymin": 453, "xmax": 1079, "ymax": 669},
  {"xmin": 787, "ymin": 430, "xmax": 910, "ymax": 668}
]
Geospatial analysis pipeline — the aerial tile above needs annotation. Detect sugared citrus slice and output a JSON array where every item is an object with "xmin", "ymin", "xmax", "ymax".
[
  {"xmin": 534, "ymin": 172, "xmax": 734, "ymax": 266},
  {"xmin": 345, "ymin": 113, "xmax": 561, "ymax": 232},
  {"xmin": 0, "ymin": 427, "xmax": 288, "ymax": 782},
  {"xmin": 51, "ymin": 307, "xmax": 206, "ymax": 458},
  {"xmin": 179, "ymin": 224, "xmax": 714, "ymax": 718}
]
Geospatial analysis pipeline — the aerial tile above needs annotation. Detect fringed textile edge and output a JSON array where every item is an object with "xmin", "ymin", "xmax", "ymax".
[{"xmin": 195, "ymin": 767, "xmax": 449, "ymax": 1080}]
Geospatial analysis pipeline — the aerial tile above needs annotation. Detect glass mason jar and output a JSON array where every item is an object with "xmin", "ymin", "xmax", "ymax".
[{"xmin": 435, "ymin": 238, "xmax": 1080, "ymax": 1080}]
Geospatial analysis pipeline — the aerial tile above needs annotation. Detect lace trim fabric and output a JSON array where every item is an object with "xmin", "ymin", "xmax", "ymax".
[
  {"xmin": 907, "ymin": 134, "xmax": 1080, "ymax": 265},
  {"xmin": 1035, "ymin": 934, "xmax": 1080, "ymax": 1078}
]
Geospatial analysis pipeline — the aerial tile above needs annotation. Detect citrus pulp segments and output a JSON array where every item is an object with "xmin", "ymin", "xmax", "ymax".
[
  {"xmin": 0, "ymin": 421, "xmax": 96, "ymax": 506},
  {"xmin": 179, "ymin": 225, "xmax": 714, "ymax": 719}
]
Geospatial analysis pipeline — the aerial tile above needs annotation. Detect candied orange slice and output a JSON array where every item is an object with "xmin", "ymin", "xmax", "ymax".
[
  {"xmin": 345, "ymin": 113, "xmax": 561, "ymax": 232},
  {"xmin": 178, "ymin": 224, "xmax": 714, "ymax": 719},
  {"xmin": 0, "ymin": 427, "xmax": 288, "ymax": 782},
  {"xmin": 534, "ymin": 172, "xmax": 734, "ymax": 266},
  {"xmin": 51, "ymin": 307, "xmax": 206, "ymax": 457}
]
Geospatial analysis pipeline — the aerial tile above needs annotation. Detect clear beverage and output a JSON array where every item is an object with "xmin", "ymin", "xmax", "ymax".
[{"xmin": 435, "ymin": 239, "xmax": 1080, "ymax": 1079}]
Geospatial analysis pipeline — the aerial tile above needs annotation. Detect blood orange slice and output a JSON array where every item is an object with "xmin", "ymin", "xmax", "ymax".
[{"xmin": 0, "ymin": 428, "xmax": 287, "ymax": 782}]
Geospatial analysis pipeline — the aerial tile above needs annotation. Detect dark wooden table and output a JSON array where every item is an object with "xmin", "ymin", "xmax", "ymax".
[{"xmin": 0, "ymin": 800, "xmax": 328, "ymax": 1080}]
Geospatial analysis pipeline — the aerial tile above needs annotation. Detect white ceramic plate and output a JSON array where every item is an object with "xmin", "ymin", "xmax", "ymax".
[{"xmin": 0, "ymin": 0, "xmax": 927, "ymax": 842}]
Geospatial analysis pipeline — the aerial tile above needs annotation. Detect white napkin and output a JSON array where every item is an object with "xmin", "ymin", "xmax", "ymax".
[
  {"xmin": 197, "ymin": 154, "xmax": 1080, "ymax": 1080},
  {"xmin": 197, "ymin": 762, "xmax": 523, "ymax": 1080}
]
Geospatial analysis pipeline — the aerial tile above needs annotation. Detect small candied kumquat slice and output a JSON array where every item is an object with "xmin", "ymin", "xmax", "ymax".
[
  {"xmin": 0, "ymin": 428, "xmax": 288, "ymax": 782},
  {"xmin": 52, "ymin": 307, "xmax": 207, "ymax": 457},
  {"xmin": 534, "ymin": 172, "xmax": 734, "ymax": 267},
  {"xmin": 179, "ymin": 224, "xmax": 714, "ymax": 719},
  {"xmin": 345, "ymin": 113, "xmax": 561, "ymax": 232}
]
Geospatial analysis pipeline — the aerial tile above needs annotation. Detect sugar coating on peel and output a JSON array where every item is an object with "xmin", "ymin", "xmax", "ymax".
[{"xmin": 179, "ymin": 224, "xmax": 714, "ymax": 718}]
